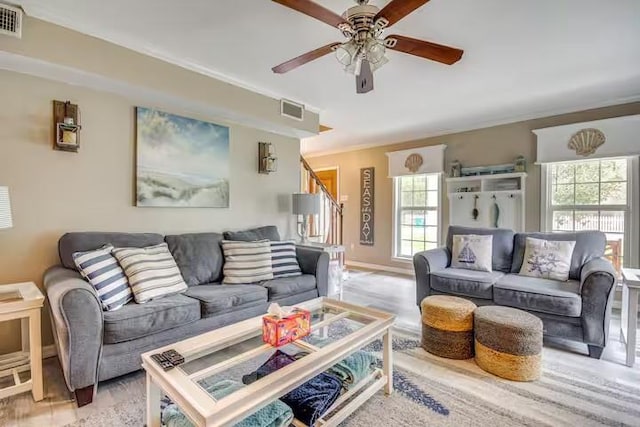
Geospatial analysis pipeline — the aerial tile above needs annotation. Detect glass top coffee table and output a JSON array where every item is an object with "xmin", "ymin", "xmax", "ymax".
[{"xmin": 142, "ymin": 298, "xmax": 395, "ymax": 427}]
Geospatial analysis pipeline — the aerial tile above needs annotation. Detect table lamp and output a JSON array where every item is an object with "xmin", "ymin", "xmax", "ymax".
[
  {"xmin": 292, "ymin": 193, "xmax": 320, "ymax": 244},
  {"xmin": 0, "ymin": 186, "xmax": 12, "ymax": 230}
]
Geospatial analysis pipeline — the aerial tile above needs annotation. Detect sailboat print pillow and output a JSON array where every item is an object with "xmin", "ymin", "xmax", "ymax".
[{"xmin": 451, "ymin": 234, "xmax": 493, "ymax": 272}]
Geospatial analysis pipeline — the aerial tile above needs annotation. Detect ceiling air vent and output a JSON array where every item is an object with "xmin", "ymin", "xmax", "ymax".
[
  {"xmin": 280, "ymin": 99, "xmax": 304, "ymax": 121},
  {"xmin": 0, "ymin": 3, "xmax": 22, "ymax": 39}
]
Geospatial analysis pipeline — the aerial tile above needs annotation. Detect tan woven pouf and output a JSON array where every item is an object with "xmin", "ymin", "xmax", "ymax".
[
  {"xmin": 474, "ymin": 306, "xmax": 543, "ymax": 382},
  {"xmin": 421, "ymin": 295, "xmax": 477, "ymax": 359}
]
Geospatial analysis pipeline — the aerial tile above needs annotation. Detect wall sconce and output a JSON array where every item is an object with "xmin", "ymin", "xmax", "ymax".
[
  {"xmin": 258, "ymin": 142, "xmax": 277, "ymax": 174},
  {"xmin": 53, "ymin": 100, "xmax": 81, "ymax": 153}
]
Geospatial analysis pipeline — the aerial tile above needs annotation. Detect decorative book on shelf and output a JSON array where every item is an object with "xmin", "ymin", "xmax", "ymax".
[{"xmin": 0, "ymin": 290, "xmax": 23, "ymax": 303}]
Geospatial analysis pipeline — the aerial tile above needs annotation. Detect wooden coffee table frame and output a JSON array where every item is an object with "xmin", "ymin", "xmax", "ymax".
[{"xmin": 142, "ymin": 298, "xmax": 395, "ymax": 427}]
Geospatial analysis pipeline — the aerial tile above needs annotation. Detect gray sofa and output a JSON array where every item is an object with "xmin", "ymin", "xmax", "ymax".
[
  {"xmin": 43, "ymin": 227, "xmax": 329, "ymax": 406},
  {"xmin": 414, "ymin": 226, "xmax": 617, "ymax": 359}
]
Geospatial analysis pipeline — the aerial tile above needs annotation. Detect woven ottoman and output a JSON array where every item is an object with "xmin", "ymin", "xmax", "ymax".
[
  {"xmin": 421, "ymin": 295, "xmax": 477, "ymax": 359},
  {"xmin": 474, "ymin": 306, "xmax": 543, "ymax": 381}
]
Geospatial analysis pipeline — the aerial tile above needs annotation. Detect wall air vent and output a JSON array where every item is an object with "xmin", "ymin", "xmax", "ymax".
[
  {"xmin": 280, "ymin": 99, "xmax": 305, "ymax": 121},
  {"xmin": 0, "ymin": 3, "xmax": 22, "ymax": 38}
]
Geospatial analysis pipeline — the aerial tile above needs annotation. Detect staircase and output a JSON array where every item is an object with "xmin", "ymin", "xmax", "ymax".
[{"xmin": 300, "ymin": 156, "xmax": 344, "ymax": 247}]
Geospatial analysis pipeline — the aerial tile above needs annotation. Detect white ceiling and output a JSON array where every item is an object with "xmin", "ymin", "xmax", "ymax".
[{"xmin": 18, "ymin": 0, "xmax": 640, "ymax": 155}]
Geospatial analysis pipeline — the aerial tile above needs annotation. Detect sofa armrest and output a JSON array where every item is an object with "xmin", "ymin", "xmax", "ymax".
[
  {"xmin": 44, "ymin": 266, "xmax": 104, "ymax": 392},
  {"xmin": 296, "ymin": 246, "xmax": 330, "ymax": 297},
  {"xmin": 579, "ymin": 257, "xmax": 617, "ymax": 347},
  {"xmin": 413, "ymin": 247, "xmax": 451, "ymax": 307}
]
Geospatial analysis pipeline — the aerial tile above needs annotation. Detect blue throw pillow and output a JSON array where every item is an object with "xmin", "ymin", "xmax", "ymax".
[
  {"xmin": 73, "ymin": 244, "xmax": 133, "ymax": 311},
  {"xmin": 270, "ymin": 241, "xmax": 302, "ymax": 278}
]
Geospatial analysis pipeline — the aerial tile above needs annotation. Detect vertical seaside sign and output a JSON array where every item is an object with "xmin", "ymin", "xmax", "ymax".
[{"xmin": 360, "ymin": 167, "xmax": 375, "ymax": 246}]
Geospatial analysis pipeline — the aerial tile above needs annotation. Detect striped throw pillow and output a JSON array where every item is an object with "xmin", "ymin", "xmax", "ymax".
[
  {"xmin": 222, "ymin": 240, "xmax": 273, "ymax": 284},
  {"xmin": 112, "ymin": 243, "xmax": 188, "ymax": 304},
  {"xmin": 73, "ymin": 245, "xmax": 132, "ymax": 311},
  {"xmin": 270, "ymin": 241, "xmax": 302, "ymax": 278}
]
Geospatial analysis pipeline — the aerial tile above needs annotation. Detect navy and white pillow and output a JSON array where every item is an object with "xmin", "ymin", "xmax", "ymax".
[
  {"xmin": 112, "ymin": 243, "xmax": 188, "ymax": 304},
  {"xmin": 73, "ymin": 245, "xmax": 132, "ymax": 311},
  {"xmin": 221, "ymin": 240, "xmax": 274, "ymax": 284},
  {"xmin": 270, "ymin": 241, "xmax": 302, "ymax": 278}
]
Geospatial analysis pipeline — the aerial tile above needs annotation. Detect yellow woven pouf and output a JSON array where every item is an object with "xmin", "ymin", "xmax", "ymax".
[
  {"xmin": 421, "ymin": 295, "xmax": 477, "ymax": 359},
  {"xmin": 474, "ymin": 306, "xmax": 543, "ymax": 382}
]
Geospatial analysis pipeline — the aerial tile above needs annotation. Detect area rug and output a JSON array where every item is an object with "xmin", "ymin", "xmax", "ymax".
[{"xmin": 64, "ymin": 331, "xmax": 640, "ymax": 427}]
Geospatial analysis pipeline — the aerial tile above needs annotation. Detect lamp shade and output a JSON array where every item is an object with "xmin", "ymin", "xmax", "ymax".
[
  {"xmin": 292, "ymin": 193, "xmax": 321, "ymax": 215},
  {"xmin": 0, "ymin": 186, "xmax": 13, "ymax": 230}
]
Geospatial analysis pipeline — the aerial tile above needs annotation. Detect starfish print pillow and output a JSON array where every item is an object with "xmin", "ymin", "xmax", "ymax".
[{"xmin": 519, "ymin": 237, "xmax": 576, "ymax": 281}]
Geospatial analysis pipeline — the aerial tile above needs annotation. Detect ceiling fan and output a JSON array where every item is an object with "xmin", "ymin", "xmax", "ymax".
[{"xmin": 271, "ymin": 0, "xmax": 464, "ymax": 94}]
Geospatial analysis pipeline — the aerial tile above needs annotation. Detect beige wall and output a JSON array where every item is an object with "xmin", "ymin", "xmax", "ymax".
[
  {"xmin": 0, "ymin": 16, "xmax": 319, "ymax": 137},
  {"xmin": 0, "ymin": 70, "xmax": 301, "ymax": 353},
  {"xmin": 307, "ymin": 102, "xmax": 640, "ymax": 271}
]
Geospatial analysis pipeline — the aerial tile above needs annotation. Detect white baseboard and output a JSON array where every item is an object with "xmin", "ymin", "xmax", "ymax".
[
  {"xmin": 346, "ymin": 260, "xmax": 415, "ymax": 277},
  {"xmin": 43, "ymin": 344, "xmax": 57, "ymax": 359}
]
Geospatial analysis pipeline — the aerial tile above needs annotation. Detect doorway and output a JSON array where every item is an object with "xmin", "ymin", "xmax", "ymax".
[{"xmin": 313, "ymin": 168, "xmax": 339, "ymax": 200}]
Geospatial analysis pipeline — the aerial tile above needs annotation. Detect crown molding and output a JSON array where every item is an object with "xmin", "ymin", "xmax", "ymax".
[
  {"xmin": 303, "ymin": 94, "xmax": 640, "ymax": 158},
  {"xmin": 0, "ymin": 51, "xmax": 316, "ymax": 139},
  {"xmin": 19, "ymin": 4, "xmax": 323, "ymax": 115}
]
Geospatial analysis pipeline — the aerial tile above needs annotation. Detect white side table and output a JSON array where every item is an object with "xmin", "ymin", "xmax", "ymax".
[
  {"xmin": 0, "ymin": 282, "xmax": 44, "ymax": 401},
  {"xmin": 298, "ymin": 242, "xmax": 346, "ymax": 300},
  {"xmin": 621, "ymin": 269, "xmax": 640, "ymax": 367}
]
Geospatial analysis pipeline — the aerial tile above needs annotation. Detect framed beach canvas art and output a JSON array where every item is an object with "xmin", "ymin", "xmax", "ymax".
[{"xmin": 136, "ymin": 107, "xmax": 230, "ymax": 207}]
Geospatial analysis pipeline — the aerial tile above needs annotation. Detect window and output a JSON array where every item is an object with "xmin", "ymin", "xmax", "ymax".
[
  {"xmin": 543, "ymin": 157, "xmax": 637, "ymax": 274},
  {"xmin": 394, "ymin": 174, "xmax": 440, "ymax": 259}
]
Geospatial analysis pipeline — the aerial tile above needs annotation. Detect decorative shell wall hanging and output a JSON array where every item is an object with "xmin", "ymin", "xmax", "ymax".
[
  {"xmin": 568, "ymin": 128, "xmax": 606, "ymax": 157},
  {"xmin": 405, "ymin": 153, "xmax": 424, "ymax": 173}
]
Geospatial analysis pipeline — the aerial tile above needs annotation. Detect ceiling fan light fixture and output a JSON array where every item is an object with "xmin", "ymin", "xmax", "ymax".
[
  {"xmin": 365, "ymin": 38, "xmax": 386, "ymax": 64},
  {"xmin": 335, "ymin": 40, "xmax": 358, "ymax": 66},
  {"xmin": 368, "ymin": 55, "xmax": 388, "ymax": 72}
]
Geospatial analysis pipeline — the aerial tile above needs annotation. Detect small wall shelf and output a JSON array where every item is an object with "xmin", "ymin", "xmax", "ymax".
[{"xmin": 446, "ymin": 173, "xmax": 527, "ymax": 231}]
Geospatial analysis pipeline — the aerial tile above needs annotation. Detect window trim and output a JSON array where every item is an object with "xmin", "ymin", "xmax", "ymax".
[
  {"xmin": 540, "ymin": 156, "xmax": 639, "ymax": 269},
  {"xmin": 392, "ymin": 173, "xmax": 442, "ymax": 261}
]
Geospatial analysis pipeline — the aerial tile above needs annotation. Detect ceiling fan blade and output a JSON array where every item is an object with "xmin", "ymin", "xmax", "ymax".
[
  {"xmin": 272, "ymin": 0, "xmax": 347, "ymax": 28},
  {"xmin": 376, "ymin": 0, "xmax": 431, "ymax": 27},
  {"xmin": 272, "ymin": 43, "xmax": 342, "ymax": 74},
  {"xmin": 385, "ymin": 35, "xmax": 463, "ymax": 65}
]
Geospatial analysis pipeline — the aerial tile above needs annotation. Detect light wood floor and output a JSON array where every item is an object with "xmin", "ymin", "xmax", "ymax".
[
  {"xmin": 0, "ymin": 269, "xmax": 638, "ymax": 426},
  {"xmin": 343, "ymin": 269, "xmax": 640, "ymax": 365}
]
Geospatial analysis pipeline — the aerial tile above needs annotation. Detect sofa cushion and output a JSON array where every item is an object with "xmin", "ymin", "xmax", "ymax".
[
  {"xmin": 494, "ymin": 274, "xmax": 582, "ymax": 317},
  {"xmin": 184, "ymin": 284, "xmax": 268, "ymax": 317},
  {"xmin": 262, "ymin": 275, "xmax": 317, "ymax": 299},
  {"xmin": 430, "ymin": 268, "xmax": 504, "ymax": 300},
  {"xmin": 446, "ymin": 226, "xmax": 514, "ymax": 273},
  {"xmin": 223, "ymin": 226, "xmax": 281, "ymax": 242},
  {"xmin": 511, "ymin": 231, "xmax": 605, "ymax": 280},
  {"xmin": 165, "ymin": 233, "xmax": 224, "ymax": 286},
  {"xmin": 59, "ymin": 232, "xmax": 164, "ymax": 270},
  {"xmin": 103, "ymin": 294, "xmax": 200, "ymax": 344}
]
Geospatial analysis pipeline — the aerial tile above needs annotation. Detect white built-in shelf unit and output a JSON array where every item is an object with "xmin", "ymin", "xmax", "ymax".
[{"xmin": 446, "ymin": 172, "xmax": 527, "ymax": 231}]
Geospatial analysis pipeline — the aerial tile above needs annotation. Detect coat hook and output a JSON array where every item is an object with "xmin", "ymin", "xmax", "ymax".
[
  {"xmin": 458, "ymin": 195, "xmax": 464, "ymax": 200},
  {"xmin": 492, "ymin": 194, "xmax": 497, "ymax": 200}
]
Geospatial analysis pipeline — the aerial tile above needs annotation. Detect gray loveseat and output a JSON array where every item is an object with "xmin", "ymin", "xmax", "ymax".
[
  {"xmin": 414, "ymin": 226, "xmax": 617, "ymax": 359},
  {"xmin": 43, "ymin": 227, "xmax": 329, "ymax": 406}
]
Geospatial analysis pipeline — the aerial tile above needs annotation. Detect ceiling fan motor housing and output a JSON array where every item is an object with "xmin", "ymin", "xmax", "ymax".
[{"xmin": 343, "ymin": 5, "xmax": 382, "ymax": 41}]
